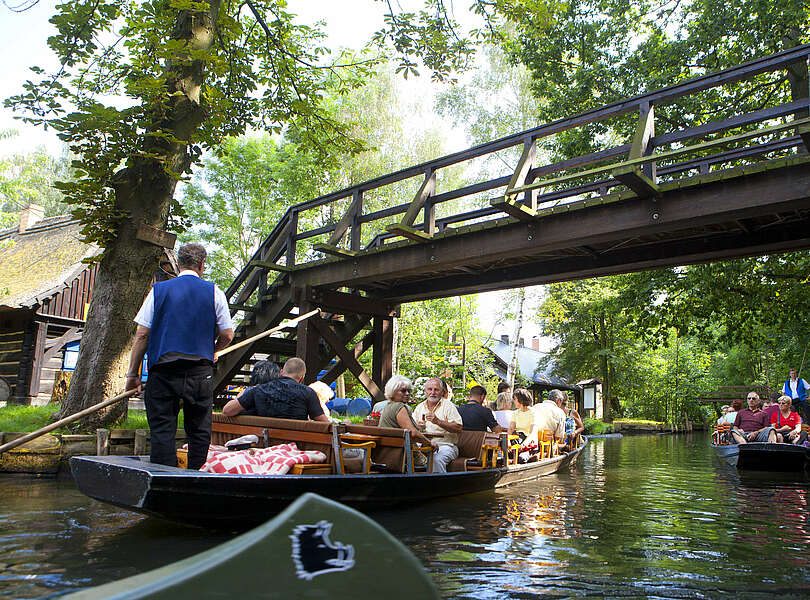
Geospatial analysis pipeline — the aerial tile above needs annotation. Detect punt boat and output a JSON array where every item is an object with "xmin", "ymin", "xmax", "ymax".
[
  {"xmin": 61, "ymin": 492, "xmax": 439, "ymax": 599},
  {"xmin": 71, "ymin": 443, "xmax": 586, "ymax": 527},
  {"xmin": 71, "ymin": 414, "xmax": 587, "ymax": 527}
]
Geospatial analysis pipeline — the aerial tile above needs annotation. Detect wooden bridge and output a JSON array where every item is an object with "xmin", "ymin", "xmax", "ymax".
[{"xmin": 214, "ymin": 45, "xmax": 810, "ymax": 401}]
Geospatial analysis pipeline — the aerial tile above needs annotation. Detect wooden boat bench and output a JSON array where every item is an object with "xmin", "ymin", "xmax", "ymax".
[
  {"xmin": 211, "ymin": 414, "xmax": 338, "ymax": 474},
  {"xmin": 342, "ymin": 423, "xmax": 414, "ymax": 474},
  {"xmin": 448, "ymin": 431, "xmax": 490, "ymax": 472}
]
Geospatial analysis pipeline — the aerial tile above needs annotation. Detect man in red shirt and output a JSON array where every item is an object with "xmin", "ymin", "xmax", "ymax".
[{"xmin": 731, "ymin": 392, "xmax": 776, "ymax": 443}]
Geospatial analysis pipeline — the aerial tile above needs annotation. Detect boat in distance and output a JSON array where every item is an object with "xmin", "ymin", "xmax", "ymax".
[
  {"xmin": 61, "ymin": 492, "xmax": 439, "ymax": 599},
  {"xmin": 70, "ymin": 440, "xmax": 586, "ymax": 527}
]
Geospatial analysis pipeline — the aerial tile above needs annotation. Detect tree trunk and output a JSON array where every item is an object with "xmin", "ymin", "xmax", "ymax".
[
  {"xmin": 506, "ymin": 289, "xmax": 525, "ymax": 390},
  {"xmin": 56, "ymin": 2, "xmax": 222, "ymax": 429}
]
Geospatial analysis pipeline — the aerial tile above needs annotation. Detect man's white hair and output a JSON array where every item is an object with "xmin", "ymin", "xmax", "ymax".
[{"xmin": 384, "ymin": 374, "xmax": 413, "ymax": 400}]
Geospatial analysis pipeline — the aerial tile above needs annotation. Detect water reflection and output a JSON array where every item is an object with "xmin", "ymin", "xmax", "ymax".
[{"xmin": 1, "ymin": 434, "xmax": 809, "ymax": 599}]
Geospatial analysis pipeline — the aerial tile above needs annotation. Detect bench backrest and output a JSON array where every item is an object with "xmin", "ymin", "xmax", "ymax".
[
  {"xmin": 342, "ymin": 423, "xmax": 410, "ymax": 473},
  {"xmin": 212, "ymin": 414, "xmax": 336, "ymax": 471},
  {"xmin": 456, "ymin": 430, "xmax": 487, "ymax": 460}
]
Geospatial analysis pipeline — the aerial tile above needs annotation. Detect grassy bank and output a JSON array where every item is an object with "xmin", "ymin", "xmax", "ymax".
[{"xmin": 0, "ymin": 403, "xmax": 182, "ymax": 433}]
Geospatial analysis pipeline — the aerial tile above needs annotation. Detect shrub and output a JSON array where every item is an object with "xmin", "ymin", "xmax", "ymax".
[{"xmin": 583, "ymin": 418, "xmax": 613, "ymax": 435}]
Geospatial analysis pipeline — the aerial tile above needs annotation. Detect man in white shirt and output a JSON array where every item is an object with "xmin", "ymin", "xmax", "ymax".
[
  {"xmin": 413, "ymin": 377, "xmax": 463, "ymax": 473},
  {"xmin": 782, "ymin": 368, "xmax": 810, "ymax": 423},
  {"xmin": 125, "ymin": 243, "xmax": 234, "ymax": 470},
  {"xmin": 531, "ymin": 389, "xmax": 567, "ymax": 442}
]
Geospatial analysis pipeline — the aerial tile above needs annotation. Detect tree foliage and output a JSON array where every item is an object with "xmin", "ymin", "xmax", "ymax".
[{"xmin": 1, "ymin": 0, "xmax": 481, "ymax": 424}]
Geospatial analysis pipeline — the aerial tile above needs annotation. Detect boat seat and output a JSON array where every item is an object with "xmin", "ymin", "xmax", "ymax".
[
  {"xmin": 538, "ymin": 431, "xmax": 556, "ymax": 458},
  {"xmin": 448, "ymin": 431, "xmax": 487, "ymax": 472},
  {"xmin": 212, "ymin": 414, "xmax": 337, "ymax": 473},
  {"xmin": 342, "ymin": 423, "xmax": 411, "ymax": 473}
]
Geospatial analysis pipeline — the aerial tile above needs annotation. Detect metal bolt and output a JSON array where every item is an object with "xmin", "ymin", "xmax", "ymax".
[
  {"xmin": 430, "ymin": 255, "xmax": 436, "ymax": 262},
  {"xmin": 652, "ymin": 212, "xmax": 660, "ymax": 220},
  {"xmin": 353, "ymin": 269, "xmax": 358, "ymax": 276},
  {"xmin": 528, "ymin": 235, "xmax": 533, "ymax": 241}
]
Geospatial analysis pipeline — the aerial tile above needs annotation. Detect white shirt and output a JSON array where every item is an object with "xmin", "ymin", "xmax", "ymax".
[
  {"xmin": 532, "ymin": 400, "xmax": 566, "ymax": 439},
  {"xmin": 782, "ymin": 378, "xmax": 810, "ymax": 399},
  {"xmin": 134, "ymin": 270, "xmax": 233, "ymax": 332},
  {"xmin": 413, "ymin": 398, "xmax": 463, "ymax": 446}
]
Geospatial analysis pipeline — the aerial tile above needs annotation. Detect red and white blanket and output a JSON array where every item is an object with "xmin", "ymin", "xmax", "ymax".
[{"xmin": 200, "ymin": 442, "xmax": 327, "ymax": 475}]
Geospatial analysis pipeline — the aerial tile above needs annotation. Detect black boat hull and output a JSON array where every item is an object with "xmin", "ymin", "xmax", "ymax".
[
  {"xmin": 71, "ymin": 440, "xmax": 586, "ymax": 527},
  {"xmin": 712, "ymin": 441, "xmax": 810, "ymax": 471}
]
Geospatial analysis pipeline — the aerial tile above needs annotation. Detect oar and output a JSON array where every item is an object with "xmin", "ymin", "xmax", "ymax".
[
  {"xmin": 216, "ymin": 308, "xmax": 321, "ymax": 358},
  {"xmin": 0, "ymin": 388, "xmax": 139, "ymax": 455},
  {"xmin": 799, "ymin": 345, "xmax": 808, "ymax": 379}
]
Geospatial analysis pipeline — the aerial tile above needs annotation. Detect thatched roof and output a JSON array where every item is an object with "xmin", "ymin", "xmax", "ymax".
[{"xmin": 0, "ymin": 216, "xmax": 100, "ymax": 310}]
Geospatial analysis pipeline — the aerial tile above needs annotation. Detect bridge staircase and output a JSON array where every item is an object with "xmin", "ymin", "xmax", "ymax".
[{"xmin": 214, "ymin": 45, "xmax": 810, "ymax": 399}]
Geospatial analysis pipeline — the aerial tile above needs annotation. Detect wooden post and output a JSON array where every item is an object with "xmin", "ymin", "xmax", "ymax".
[
  {"xmin": 134, "ymin": 429, "xmax": 148, "ymax": 455},
  {"xmin": 372, "ymin": 317, "xmax": 393, "ymax": 388},
  {"xmin": 350, "ymin": 190, "xmax": 364, "ymax": 252},
  {"xmin": 296, "ymin": 300, "xmax": 320, "ymax": 385},
  {"xmin": 286, "ymin": 210, "xmax": 298, "ymax": 267},
  {"xmin": 28, "ymin": 321, "xmax": 48, "ymax": 399},
  {"xmin": 96, "ymin": 428, "xmax": 110, "ymax": 456}
]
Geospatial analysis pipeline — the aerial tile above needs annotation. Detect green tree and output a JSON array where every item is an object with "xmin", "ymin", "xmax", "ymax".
[
  {"xmin": 488, "ymin": 0, "xmax": 808, "ymax": 157},
  {"xmin": 4, "ymin": 0, "xmax": 479, "ymax": 425},
  {"xmin": 0, "ymin": 131, "xmax": 73, "ymax": 221}
]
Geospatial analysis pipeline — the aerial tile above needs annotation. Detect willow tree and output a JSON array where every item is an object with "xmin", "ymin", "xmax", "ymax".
[{"xmin": 5, "ymin": 0, "xmax": 476, "ymax": 427}]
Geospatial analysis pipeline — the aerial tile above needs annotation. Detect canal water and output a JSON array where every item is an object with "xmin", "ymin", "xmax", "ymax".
[{"xmin": 1, "ymin": 432, "xmax": 808, "ymax": 599}]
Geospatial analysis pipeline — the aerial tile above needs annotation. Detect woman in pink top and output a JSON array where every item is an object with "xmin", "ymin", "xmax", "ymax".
[{"xmin": 771, "ymin": 395, "xmax": 806, "ymax": 444}]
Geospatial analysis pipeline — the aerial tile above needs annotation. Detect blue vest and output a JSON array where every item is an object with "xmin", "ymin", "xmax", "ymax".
[
  {"xmin": 147, "ymin": 275, "xmax": 216, "ymax": 369},
  {"xmin": 784, "ymin": 378, "xmax": 807, "ymax": 401}
]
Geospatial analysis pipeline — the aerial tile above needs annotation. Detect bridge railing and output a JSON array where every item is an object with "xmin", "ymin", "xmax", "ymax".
[{"xmin": 225, "ymin": 44, "xmax": 810, "ymax": 312}]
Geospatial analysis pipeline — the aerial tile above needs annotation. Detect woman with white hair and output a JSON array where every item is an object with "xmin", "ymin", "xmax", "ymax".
[{"xmin": 378, "ymin": 375, "xmax": 438, "ymax": 463}]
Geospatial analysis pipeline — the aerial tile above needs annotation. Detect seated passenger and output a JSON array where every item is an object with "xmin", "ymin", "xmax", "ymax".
[
  {"xmin": 493, "ymin": 388, "xmax": 515, "ymax": 429},
  {"xmin": 379, "ymin": 375, "xmax": 438, "ymax": 465},
  {"xmin": 731, "ymin": 392, "xmax": 776, "ymax": 443},
  {"xmin": 532, "ymin": 389, "xmax": 567, "ymax": 445},
  {"xmin": 509, "ymin": 388, "xmax": 535, "ymax": 446},
  {"xmin": 308, "ymin": 381, "xmax": 334, "ymax": 422},
  {"xmin": 222, "ymin": 357, "xmax": 328, "ymax": 421},
  {"xmin": 457, "ymin": 385, "xmax": 503, "ymax": 433},
  {"xmin": 718, "ymin": 398, "xmax": 742, "ymax": 425},
  {"xmin": 230, "ymin": 359, "xmax": 280, "ymax": 415},
  {"xmin": 557, "ymin": 392, "xmax": 584, "ymax": 450},
  {"xmin": 413, "ymin": 377, "xmax": 463, "ymax": 473},
  {"xmin": 761, "ymin": 394, "xmax": 780, "ymax": 420},
  {"xmin": 772, "ymin": 394, "xmax": 806, "ymax": 445}
]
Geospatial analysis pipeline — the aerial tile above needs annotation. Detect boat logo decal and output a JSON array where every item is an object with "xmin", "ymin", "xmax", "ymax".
[{"xmin": 290, "ymin": 520, "xmax": 355, "ymax": 580}]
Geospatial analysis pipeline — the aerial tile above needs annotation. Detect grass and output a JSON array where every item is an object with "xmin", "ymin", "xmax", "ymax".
[
  {"xmin": 0, "ymin": 403, "xmax": 183, "ymax": 433},
  {"xmin": 0, "ymin": 403, "xmax": 64, "ymax": 433}
]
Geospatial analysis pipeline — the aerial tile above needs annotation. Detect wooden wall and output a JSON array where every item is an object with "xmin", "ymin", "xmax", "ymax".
[
  {"xmin": 0, "ymin": 309, "xmax": 32, "ymax": 402},
  {"xmin": 38, "ymin": 263, "xmax": 98, "ymax": 321}
]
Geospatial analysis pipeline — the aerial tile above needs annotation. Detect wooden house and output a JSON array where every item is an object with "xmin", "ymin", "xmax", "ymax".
[
  {"xmin": 485, "ymin": 335, "xmax": 581, "ymax": 407},
  {"xmin": 0, "ymin": 204, "xmax": 175, "ymax": 405}
]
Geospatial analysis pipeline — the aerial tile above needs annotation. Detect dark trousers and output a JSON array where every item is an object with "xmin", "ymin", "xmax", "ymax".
[
  {"xmin": 144, "ymin": 361, "xmax": 213, "ymax": 470},
  {"xmin": 792, "ymin": 398, "xmax": 810, "ymax": 425}
]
